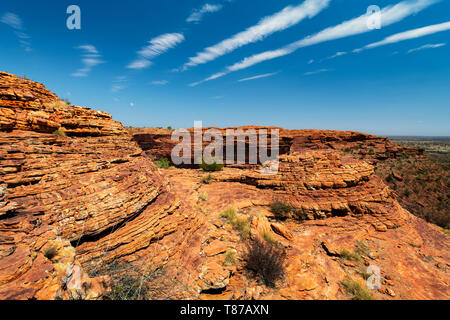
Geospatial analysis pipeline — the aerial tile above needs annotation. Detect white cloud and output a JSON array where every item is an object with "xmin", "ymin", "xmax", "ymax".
[
  {"xmin": 181, "ymin": 0, "xmax": 330, "ymax": 70},
  {"xmin": 192, "ymin": 0, "xmax": 438, "ymax": 84},
  {"xmin": 127, "ymin": 33, "xmax": 184, "ymax": 70},
  {"xmin": 1, "ymin": 12, "xmax": 32, "ymax": 51},
  {"xmin": 128, "ymin": 59, "xmax": 152, "ymax": 70},
  {"xmin": 130, "ymin": 102, "xmax": 135, "ymax": 107},
  {"xmin": 77, "ymin": 45, "xmax": 99, "ymax": 54},
  {"xmin": 151, "ymin": 80, "xmax": 169, "ymax": 85},
  {"xmin": 72, "ymin": 45, "xmax": 104, "ymax": 77},
  {"xmin": 111, "ymin": 76, "xmax": 128, "ymax": 92},
  {"xmin": 111, "ymin": 85, "xmax": 126, "ymax": 93},
  {"xmin": 408, "ymin": 42, "xmax": 446, "ymax": 53},
  {"xmin": 238, "ymin": 72, "xmax": 279, "ymax": 82},
  {"xmin": 187, "ymin": 3, "xmax": 223, "ymax": 23},
  {"xmin": 1, "ymin": 12, "xmax": 22, "ymax": 29},
  {"xmin": 327, "ymin": 51, "xmax": 347, "ymax": 59},
  {"xmin": 303, "ymin": 68, "xmax": 331, "ymax": 76},
  {"xmin": 357, "ymin": 21, "xmax": 450, "ymax": 51}
]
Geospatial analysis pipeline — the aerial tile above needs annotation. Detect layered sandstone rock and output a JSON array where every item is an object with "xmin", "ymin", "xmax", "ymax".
[
  {"xmin": 129, "ymin": 126, "xmax": 422, "ymax": 165},
  {"xmin": 0, "ymin": 72, "xmax": 448, "ymax": 300},
  {"xmin": 0, "ymin": 72, "xmax": 199, "ymax": 299}
]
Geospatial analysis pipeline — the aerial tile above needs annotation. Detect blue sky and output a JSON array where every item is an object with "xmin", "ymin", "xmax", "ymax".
[{"xmin": 1, "ymin": 0, "xmax": 449, "ymax": 136}]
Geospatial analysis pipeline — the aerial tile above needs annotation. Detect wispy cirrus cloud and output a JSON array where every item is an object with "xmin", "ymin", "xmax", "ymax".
[
  {"xmin": 187, "ymin": 3, "xmax": 223, "ymax": 23},
  {"xmin": 237, "ymin": 72, "xmax": 279, "ymax": 82},
  {"xmin": 127, "ymin": 33, "xmax": 185, "ymax": 70},
  {"xmin": 303, "ymin": 68, "xmax": 331, "ymax": 76},
  {"xmin": 1, "ymin": 12, "xmax": 32, "ymax": 51},
  {"xmin": 191, "ymin": 0, "xmax": 439, "ymax": 85},
  {"xmin": 72, "ymin": 45, "xmax": 104, "ymax": 77},
  {"xmin": 408, "ymin": 42, "xmax": 446, "ymax": 53},
  {"xmin": 354, "ymin": 21, "xmax": 450, "ymax": 52},
  {"xmin": 111, "ymin": 76, "xmax": 128, "ymax": 92},
  {"xmin": 151, "ymin": 80, "xmax": 169, "ymax": 85},
  {"xmin": 181, "ymin": 0, "xmax": 330, "ymax": 71},
  {"xmin": 326, "ymin": 51, "xmax": 347, "ymax": 60}
]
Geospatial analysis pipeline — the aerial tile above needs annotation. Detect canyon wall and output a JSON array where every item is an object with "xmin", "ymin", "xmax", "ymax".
[
  {"xmin": 0, "ymin": 72, "xmax": 200, "ymax": 299},
  {"xmin": 0, "ymin": 72, "xmax": 448, "ymax": 300}
]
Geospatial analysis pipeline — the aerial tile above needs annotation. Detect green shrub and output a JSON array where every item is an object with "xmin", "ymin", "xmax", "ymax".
[
  {"xmin": 343, "ymin": 148, "xmax": 353, "ymax": 154},
  {"xmin": 339, "ymin": 249, "xmax": 361, "ymax": 262},
  {"xmin": 155, "ymin": 158, "xmax": 170, "ymax": 169},
  {"xmin": 200, "ymin": 157, "xmax": 224, "ymax": 172},
  {"xmin": 262, "ymin": 231, "xmax": 277, "ymax": 245},
  {"xmin": 355, "ymin": 269, "xmax": 373, "ymax": 280},
  {"xmin": 354, "ymin": 240, "xmax": 370, "ymax": 257},
  {"xmin": 53, "ymin": 128, "xmax": 67, "ymax": 137},
  {"xmin": 201, "ymin": 174, "xmax": 214, "ymax": 184},
  {"xmin": 341, "ymin": 278, "xmax": 374, "ymax": 300},
  {"xmin": 221, "ymin": 208, "xmax": 250, "ymax": 239},
  {"xmin": 198, "ymin": 193, "xmax": 208, "ymax": 202},
  {"xmin": 270, "ymin": 201, "xmax": 294, "ymax": 220},
  {"xmin": 223, "ymin": 250, "xmax": 237, "ymax": 266},
  {"xmin": 245, "ymin": 238, "xmax": 286, "ymax": 287}
]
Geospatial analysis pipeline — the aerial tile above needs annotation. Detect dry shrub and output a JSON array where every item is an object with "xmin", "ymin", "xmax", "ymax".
[
  {"xmin": 89, "ymin": 260, "xmax": 188, "ymax": 300},
  {"xmin": 244, "ymin": 238, "xmax": 286, "ymax": 287}
]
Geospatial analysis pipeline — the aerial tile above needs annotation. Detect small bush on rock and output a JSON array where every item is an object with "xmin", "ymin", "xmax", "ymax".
[
  {"xmin": 155, "ymin": 158, "xmax": 170, "ymax": 169},
  {"xmin": 270, "ymin": 201, "xmax": 294, "ymax": 220},
  {"xmin": 244, "ymin": 238, "xmax": 286, "ymax": 287},
  {"xmin": 200, "ymin": 157, "xmax": 224, "ymax": 172},
  {"xmin": 221, "ymin": 208, "xmax": 250, "ymax": 239},
  {"xmin": 341, "ymin": 278, "xmax": 374, "ymax": 300},
  {"xmin": 52, "ymin": 128, "xmax": 67, "ymax": 137},
  {"xmin": 201, "ymin": 174, "xmax": 214, "ymax": 184}
]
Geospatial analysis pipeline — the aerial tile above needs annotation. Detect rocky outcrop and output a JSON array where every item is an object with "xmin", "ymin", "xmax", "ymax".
[
  {"xmin": 129, "ymin": 127, "xmax": 422, "ymax": 165},
  {"xmin": 0, "ymin": 72, "xmax": 448, "ymax": 300},
  {"xmin": 0, "ymin": 72, "xmax": 199, "ymax": 299}
]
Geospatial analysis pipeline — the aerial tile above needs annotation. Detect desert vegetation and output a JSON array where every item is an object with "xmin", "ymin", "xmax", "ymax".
[
  {"xmin": 52, "ymin": 128, "xmax": 67, "ymax": 137},
  {"xmin": 220, "ymin": 208, "xmax": 250, "ymax": 239},
  {"xmin": 270, "ymin": 201, "xmax": 308, "ymax": 221},
  {"xmin": 223, "ymin": 250, "xmax": 237, "ymax": 267},
  {"xmin": 341, "ymin": 278, "xmax": 374, "ymax": 300},
  {"xmin": 155, "ymin": 157, "xmax": 171, "ymax": 169},
  {"xmin": 201, "ymin": 174, "xmax": 214, "ymax": 184},
  {"xmin": 244, "ymin": 238, "xmax": 286, "ymax": 287},
  {"xmin": 89, "ymin": 260, "xmax": 187, "ymax": 300},
  {"xmin": 375, "ymin": 150, "xmax": 449, "ymax": 229},
  {"xmin": 200, "ymin": 157, "xmax": 224, "ymax": 172}
]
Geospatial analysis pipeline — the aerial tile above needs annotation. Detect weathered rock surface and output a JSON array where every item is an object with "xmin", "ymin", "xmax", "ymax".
[
  {"xmin": 0, "ymin": 72, "xmax": 198, "ymax": 299},
  {"xmin": 129, "ymin": 126, "xmax": 422, "ymax": 165},
  {"xmin": 0, "ymin": 72, "xmax": 448, "ymax": 300}
]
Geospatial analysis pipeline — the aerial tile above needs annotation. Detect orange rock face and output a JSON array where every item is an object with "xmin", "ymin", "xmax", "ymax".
[
  {"xmin": 0, "ymin": 72, "xmax": 194, "ymax": 299},
  {"xmin": 129, "ymin": 126, "xmax": 422, "ymax": 165},
  {"xmin": 0, "ymin": 72, "xmax": 448, "ymax": 300}
]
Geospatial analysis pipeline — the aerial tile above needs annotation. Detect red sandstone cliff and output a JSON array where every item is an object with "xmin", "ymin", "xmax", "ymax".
[{"xmin": 0, "ymin": 72, "xmax": 448, "ymax": 300}]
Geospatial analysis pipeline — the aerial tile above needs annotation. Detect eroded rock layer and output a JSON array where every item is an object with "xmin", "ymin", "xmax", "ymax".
[
  {"xmin": 129, "ymin": 127, "xmax": 423, "ymax": 165},
  {"xmin": 0, "ymin": 72, "xmax": 448, "ymax": 300},
  {"xmin": 0, "ymin": 72, "xmax": 196, "ymax": 299}
]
